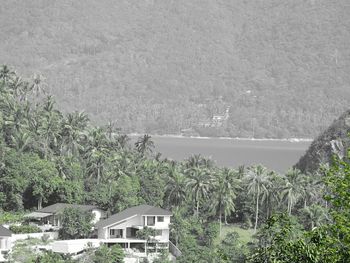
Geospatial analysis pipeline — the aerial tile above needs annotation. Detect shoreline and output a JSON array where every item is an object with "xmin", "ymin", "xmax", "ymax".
[{"xmin": 128, "ymin": 133, "xmax": 313, "ymax": 142}]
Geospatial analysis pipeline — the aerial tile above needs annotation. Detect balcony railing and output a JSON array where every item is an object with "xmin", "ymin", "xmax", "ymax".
[{"xmin": 169, "ymin": 241, "xmax": 182, "ymax": 257}]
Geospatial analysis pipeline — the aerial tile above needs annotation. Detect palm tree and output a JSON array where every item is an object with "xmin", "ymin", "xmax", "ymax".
[
  {"xmin": 18, "ymin": 81, "xmax": 33, "ymax": 102},
  {"xmin": 281, "ymin": 169, "xmax": 305, "ymax": 215},
  {"xmin": 37, "ymin": 96, "xmax": 62, "ymax": 159},
  {"xmin": 185, "ymin": 166, "xmax": 213, "ymax": 216},
  {"xmin": 165, "ymin": 163, "xmax": 187, "ymax": 207},
  {"xmin": 135, "ymin": 134, "xmax": 155, "ymax": 156},
  {"xmin": 31, "ymin": 73, "xmax": 47, "ymax": 96},
  {"xmin": 116, "ymin": 134, "xmax": 130, "ymax": 149},
  {"xmin": 84, "ymin": 127, "xmax": 109, "ymax": 184},
  {"xmin": 2, "ymin": 99, "xmax": 29, "ymax": 134},
  {"xmin": 185, "ymin": 154, "xmax": 215, "ymax": 169},
  {"xmin": 302, "ymin": 204, "xmax": 328, "ymax": 230},
  {"xmin": 10, "ymin": 129, "xmax": 32, "ymax": 152},
  {"xmin": 212, "ymin": 168, "xmax": 240, "ymax": 236},
  {"xmin": 0, "ymin": 65, "xmax": 15, "ymax": 82},
  {"xmin": 244, "ymin": 165, "xmax": 270, "ymax": 232},
  {"xmin": 60, "ymin": 112, "xmax": 88, "ymax": 157},
  {"xmin": 263, "ymin": 171, "xmax": 284, "ymax": 218},
  {"xmin": 8, "ymin": 76, "xmax": 24, "ymax": 98},
  {"xmin": 302, "ymin": 172, "xmax": 324, "ymax": 208},
  {"xmin": 105, "ymin": 121, "xmax": 120, "ymax": 141}
]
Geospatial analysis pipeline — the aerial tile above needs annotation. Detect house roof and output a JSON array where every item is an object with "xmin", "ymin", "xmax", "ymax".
[
  {"xmin": 24, "ymin": 211, "xmax": 52, "ymax": 218},
  {"xmin": 0, "ymin": 225, "xmax": 12, "ymax": 237},
  {"xmin": 37, "ymin": 203, "xmax": 100, "ymax": 214},
  {"xmin": 96, "ymin": 205, "xmax": 172, "ymax": 228}
]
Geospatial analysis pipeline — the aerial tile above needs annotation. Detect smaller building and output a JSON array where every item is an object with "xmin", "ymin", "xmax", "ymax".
[
  {"xmin": 0, "ymin": 225, "xmax": 12, "ymax": 262},
  {"xmin": 24, "ymin": 203, "xmax": 106, "ymax": 228}
]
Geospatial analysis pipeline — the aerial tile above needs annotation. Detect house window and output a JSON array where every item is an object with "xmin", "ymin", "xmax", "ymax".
[
  {"xmin": 110, "ymin": 229, "xmax": 116, "ymax": 236},
  {"xmin": 157, "ymin": 216, "xmax": 164, "ymax": 222},
  {"xmin": 147, "ymin": 216, "xmax": 155, "ymax": 226}
]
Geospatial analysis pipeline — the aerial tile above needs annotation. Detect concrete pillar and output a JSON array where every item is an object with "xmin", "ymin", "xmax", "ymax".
[{"xmin": 0, "ymin": 238, "xmax": 5, "ymax": 249}]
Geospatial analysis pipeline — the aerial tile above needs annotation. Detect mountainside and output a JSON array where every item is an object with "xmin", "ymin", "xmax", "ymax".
[
  {"xmin": 1, "ymin": 0, "xmax": 350, "ymax": 138},
  {"xmin": 295, "ymin": 110, "xmax": 350, "ymax": 174}
]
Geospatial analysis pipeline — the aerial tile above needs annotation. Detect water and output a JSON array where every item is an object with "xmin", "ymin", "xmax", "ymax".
[{"xmin": 149, "ymin": 136, "xmax": 311, "ymax": 173}]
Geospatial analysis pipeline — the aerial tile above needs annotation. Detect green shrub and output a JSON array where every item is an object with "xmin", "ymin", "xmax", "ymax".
[
  {"xmin": 0, "ymin": 212, "xmax": 25, "ymax": 224},
  {"xmin": 9, "ymin": 224, "xmax": 42, "ymax": 234},
  {"xmin": 41, "ymin": 234, "xmax": 51, "ymax": 243}
]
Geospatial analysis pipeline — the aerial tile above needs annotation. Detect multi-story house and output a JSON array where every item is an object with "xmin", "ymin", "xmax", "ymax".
[{"xmin": 95, "ymin": 204, "xmax": 172, "ymax": 256}]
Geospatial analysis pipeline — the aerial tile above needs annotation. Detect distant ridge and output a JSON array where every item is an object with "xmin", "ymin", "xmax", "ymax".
[
  {"xmin": 294, "ymin": 110, "xmax": 350, "ymax": 174},
  {"xmin": 0, "ymin": 0, "xmax": 349, "ymax": 138}
]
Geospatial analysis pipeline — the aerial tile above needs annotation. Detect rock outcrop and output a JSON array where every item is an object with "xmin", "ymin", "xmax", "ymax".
[{"xmin": 294, "ymin": 110, "xmax": 350, "ymax": 174}]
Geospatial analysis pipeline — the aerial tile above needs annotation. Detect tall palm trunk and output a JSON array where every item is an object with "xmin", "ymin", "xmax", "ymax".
[
  {"xmin": 195, "ymin": 190, "xmax": 199, "ymax": 216},
  {"xmin": 266, "ymin": 195, "xmax": 271, "ymax": 218},
  {"xmin": 38, "ymin": 196, "xmax": 43, "ymax": 210},
  {"xmin": 254, "ymin": 184, "xmax": 260, "ymax": 233},
  {"xmin": 97, "ymin": 166, "xmax": 100, "ymax": 184},
  {"xmin": 219, "ymin": 203, "xmax": 222, "ymax": 237},
  {"xmin": 288, "ymin": 194, "xmax": 292, "ymax": 215}
]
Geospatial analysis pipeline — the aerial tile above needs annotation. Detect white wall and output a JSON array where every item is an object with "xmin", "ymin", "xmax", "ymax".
[
  {"xmin": 159, "ymin": 229, "xmax": 169, "ymax": 242},
  {"xmin": 98, "ymin": 214, "xmax": 171, "ymax": 240},
  {"xmin": 52, "ymin": 239, "xmax": 101, "ymax": 254},
  {"xmin": 153, "ymin": 216, "xmax": 171, "ymax": 229},
  {"xmin": 0, "ymin": 237, "xmax": 10, "ymax": 250}
]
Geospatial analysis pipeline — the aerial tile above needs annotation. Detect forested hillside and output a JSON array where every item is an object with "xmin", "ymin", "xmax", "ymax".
[
  {"xmin": 295, "ymin": 109, "xmax": 350, "ymax": 174},
  {"xmin": 1, "ymin": 0, "xmax": 349, "ymax": 138}
]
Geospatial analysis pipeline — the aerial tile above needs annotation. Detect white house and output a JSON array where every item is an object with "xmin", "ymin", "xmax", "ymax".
[
  {"xmin": 95, "ymin": 205, "xmax": 172, "ymax": 255},
  {"xmin": 24, "ymin": 203, "xmax": 106, "ymax": 228},
  {"xmin": 0, "ymin": 226, "xmax": 12, "ymax": 262}
]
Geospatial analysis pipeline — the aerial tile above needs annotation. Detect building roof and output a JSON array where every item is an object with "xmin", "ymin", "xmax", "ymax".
[
  {"xmin": 37, "ymin": 203, "xmax": 100, "ymax": 214},
  {"xmin": 96, "ymin": 205, "xmax": 172, "ymax": 228},
  {"xmin": 0, "ymin": 225, "xmax": 12, "ymax": 237},
  {"xmin": 24, "ymin": 211, "xmax": 52, "ymax": 218}
]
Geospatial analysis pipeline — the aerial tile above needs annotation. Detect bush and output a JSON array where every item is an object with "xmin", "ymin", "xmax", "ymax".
[
  {"xmin": 59, "ymin": 207, "xmax": 94, "ymax": 239},
  {"xmin": 92, "ymin": 244, "xmax": 124, "ymax": 263},
  {"xmin": 41, "ymin": 234, "xmax": 51, "ymax": 243},
  {"xmin": 9, "ymin": 224, "xmax": 42, "ymax": 234},
  {"xmin": 0, "ymin": 212, "xmax": 25, "ymax": 224}
]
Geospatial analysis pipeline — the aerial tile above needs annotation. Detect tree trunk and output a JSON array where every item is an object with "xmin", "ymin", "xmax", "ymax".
[
  {"xmin": 254, "ymin": 185, "xmax": 260, "ymax": 233},
  {"xmin": 38, "ymin": 196, "xmax": 43, "ymax": 210},
  {"xmin": 196, "ymin": 191, "xmax": 199, "ymax": 216},
  {"xmin": 97, "ymin": 165, "xmax": 100, "ymax": 184},
  {"xmin": 219, "ymin": 203, "xmax": 222, "ymax": 237}
]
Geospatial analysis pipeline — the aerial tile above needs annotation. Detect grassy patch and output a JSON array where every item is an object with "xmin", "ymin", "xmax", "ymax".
[{"xmin": 216, "ymin": 224, "xmax": 254, "ymax": 245}]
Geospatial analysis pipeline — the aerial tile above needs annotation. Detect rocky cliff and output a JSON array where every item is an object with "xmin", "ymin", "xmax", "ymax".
[{"xmin": 295, "ymin": 110, "xmax": 350, "ymax": 174}]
